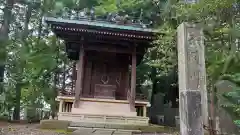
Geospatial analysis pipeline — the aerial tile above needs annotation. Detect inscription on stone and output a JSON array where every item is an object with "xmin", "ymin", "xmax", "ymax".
[
  {"xmin": 177, "ymin": 23, "xmax": 205, "ymax": 135},
  {"xmin": 186, "ymin": 28, "xmax": 201, "ymax": 90}
]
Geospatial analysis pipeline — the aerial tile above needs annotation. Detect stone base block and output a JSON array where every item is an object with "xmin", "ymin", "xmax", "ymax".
[{"xmin": 72, "ymin": 100, "xmax": 137, "ymax": 116}]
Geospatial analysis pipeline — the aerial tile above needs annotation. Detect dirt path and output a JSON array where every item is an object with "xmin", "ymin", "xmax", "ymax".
[{"xmin": 0, "ymin": 122, "xmax": 65, "ymax": 135}]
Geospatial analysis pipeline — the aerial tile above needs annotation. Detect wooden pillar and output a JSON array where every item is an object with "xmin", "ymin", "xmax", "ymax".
[
  {"xmin": 59, "ymin": 100, "xmax": 63, "ymax": 113},
  {"xmin": 130, "ymin": 47, "xmax": 136, "ymax": 111},
  {"xmin": 125, "ymin": 66, "xmax": 130, "ymax": 99},
  {"xmin": 177, "ymin": 23, "xmax": 205, "ymax": 135},
  {"xmin": 72, "ymin": 62, "xmax": 77, "ymax": 93},
  {"xmin": 74, "ymin": 45, "xmax": 85, "ymax": 108}
]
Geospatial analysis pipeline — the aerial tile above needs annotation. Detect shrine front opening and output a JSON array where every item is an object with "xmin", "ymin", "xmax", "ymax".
[{"xmin": 46, "ymin": 17, "xmax": 156, "ymax": 125}]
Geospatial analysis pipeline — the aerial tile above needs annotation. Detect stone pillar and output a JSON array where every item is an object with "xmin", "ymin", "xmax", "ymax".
[
  {"xmin": 143, "ymin": 106, "xmax": 147, "ymax": 117},
  {"xmin": 66, "ymin": 103, "xmax": 68, "ymax": 112},
  {"xmin": 59, "ymin": 100, "xmax": 63, "ymax": 113},
  {"xmin": 62, "ymin": 101, "xmax": 65, "ymax": 112},
  {"xmin": 177, "ymin": 23, "xmax": 206, "ymax": 135},
  {"xmin": 74, "ymin": 45, "xmax": 85, "ymax": 108},
  {"xmin": 130, "ymin": 47, "xmax": 136, "ymax": 111}
]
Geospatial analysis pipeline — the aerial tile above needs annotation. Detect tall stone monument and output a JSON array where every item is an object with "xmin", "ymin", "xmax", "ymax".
[{"xmin": 177, "ymin": 23, "xmax": 208, "ymax": 135}]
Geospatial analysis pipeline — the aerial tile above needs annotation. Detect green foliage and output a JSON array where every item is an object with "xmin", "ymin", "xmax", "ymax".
[
  {"xmin": 221, "ymin": 74, "xmax": 240, "ymax": 118},
  {"xmin": 95, "ymin": 0, "xmax": 119, "ymax": 15},
  {"xmin": 234, "ymin": 120, "xmax": 240, "ymax": 127},
  {"xmin": 0, "ymin": 0, "xmax": 240, "ymax": 125}
]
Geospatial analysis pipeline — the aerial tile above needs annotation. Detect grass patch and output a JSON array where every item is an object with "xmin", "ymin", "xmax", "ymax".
[
  {"xmin": 41, "ymin": 129, "xmax": 73, "ymax": 134},
  {"xmin": 40, "ymin": 120, "xmax": 70, "ymax": 130},
  {"xmin": 39, "ymin": 120, "xmax": 76, "ymax": 134}
]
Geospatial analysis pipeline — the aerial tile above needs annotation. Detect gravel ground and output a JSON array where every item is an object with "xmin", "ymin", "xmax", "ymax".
[
  {"xmin": 0, "ymin": 122, "xmax": 174, "ymax": 135},
  {"xmin": 0, "ymin": 123, "xmax": 66, "ymax": 135}
]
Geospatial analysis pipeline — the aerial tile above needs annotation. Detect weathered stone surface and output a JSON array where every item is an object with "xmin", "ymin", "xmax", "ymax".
[
  {"xmin": 177, "ymin": 22, "xmax": 206, "ymax": 135},
  {"xmin": 179, "ymin": 90, "xmax": 203, "ymax": 135},
  {"xmin": 177, "ymin": 23, "xmax": 208, "ymax": 127}
]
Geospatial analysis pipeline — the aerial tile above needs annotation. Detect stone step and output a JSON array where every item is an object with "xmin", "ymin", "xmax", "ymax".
[
  {"xmin": 70, "ymin": 121, "xmax": 147, "ymax": 129},
  {"xmin": 71, "ymin": 127, "xmax": 137, "ymax": 135},
  {"xmin": 70, "ymin": 127, "xmax": 171, "ymax": 135}
]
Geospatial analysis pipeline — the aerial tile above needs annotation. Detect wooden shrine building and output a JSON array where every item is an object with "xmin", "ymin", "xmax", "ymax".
[{"xmin": 45, "ymin": 17, "xmax": 156, "ymax": 125}]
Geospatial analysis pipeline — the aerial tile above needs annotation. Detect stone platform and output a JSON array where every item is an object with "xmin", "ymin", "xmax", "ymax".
[
  {"xmin": 58, "ymin": 112, "xmax": 149, "ymax": 125},
  {"xmin": 57, "ymin": 97, "xmax": 150, "ymax": 125}
]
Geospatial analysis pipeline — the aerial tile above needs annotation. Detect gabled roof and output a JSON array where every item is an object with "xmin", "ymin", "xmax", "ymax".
[
  {"xmin": 44, "ymin": 17, "xmax": 156, "ymax": 62},
  {"xmin": 45, "ymin": 17, "xmax": 157, "ymax": 33}
]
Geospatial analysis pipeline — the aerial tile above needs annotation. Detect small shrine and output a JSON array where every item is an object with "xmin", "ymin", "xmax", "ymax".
[{"xmin": 45, "ymin": 16, "xmax": 156, "ymax": 125}]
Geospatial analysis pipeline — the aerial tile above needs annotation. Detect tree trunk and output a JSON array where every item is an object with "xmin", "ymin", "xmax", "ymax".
[
  {"xmin": 50, "ymin": 103, "xmax": 56, "ymax": 119},
  {"xmin": 13, "ymin": 83, "xmax": 21, "ymax": 120},
  {"xmin": 21, "ymin": 3, "xmax": 32, "ymax": 48},
  {"xmin": 150, "ymin": 67, "xmax": 157, "ymax": 105},
  {"xmin": 50, "ymin": 69, "xmax": 59, "ymax": 119},
  {"xmin": 72, "ymin": 62, "xmax": 77, "ymax": 92},
  {"xmin": 12, "ymin": 3, "xmax": 33, "ymax": 121},
  {"xmin": 0, "ymin": 0, "xmax": 14, "ymax": 88},
  {"xmin": 62, "ymin": 62, "xmax": 66, "ymax": 90}
]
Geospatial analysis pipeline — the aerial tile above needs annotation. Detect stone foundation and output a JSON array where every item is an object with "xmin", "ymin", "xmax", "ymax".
[
  {"xmin": 58, "ymin": 112, "xmax": 149, "ymax": 125},
  {"xmin": 72, "ymin": 100, "xmax": 137, "ymax": 116},
  {"xmin": 57, "ymin": 97, "xmax": 150, "ymax": 125}
]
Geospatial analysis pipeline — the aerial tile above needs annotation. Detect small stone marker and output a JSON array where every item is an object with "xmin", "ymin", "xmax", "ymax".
[{"xmin": 177, "ymin": 22, "xmax": 207, "ymax": 135}]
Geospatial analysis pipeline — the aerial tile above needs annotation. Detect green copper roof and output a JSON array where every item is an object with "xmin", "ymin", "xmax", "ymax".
[{"xmin": 45, "ymin": 17, "xmax": 157, "ymax": 33}]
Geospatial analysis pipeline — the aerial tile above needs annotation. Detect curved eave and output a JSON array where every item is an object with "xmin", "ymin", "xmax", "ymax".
[
  {"xmin": 45, "ymin": 17, "xmax": 157, "ymax": 42},
  {"xmin": 45, "ymin": 17, "xmax": 158, "ymax": 32},
  {"xmin": 44, "ymin": 17, "xmax": 157, "ymax": 64}
]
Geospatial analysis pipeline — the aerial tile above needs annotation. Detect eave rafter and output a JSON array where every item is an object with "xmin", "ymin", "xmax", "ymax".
[{"xmin": 51, "ymin": 25, "xmax": 155, "ymax": 40}]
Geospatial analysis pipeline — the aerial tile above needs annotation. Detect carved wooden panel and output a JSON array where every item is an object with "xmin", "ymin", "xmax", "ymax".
[{"xmin": 94, "ymin": 84, "xmax": 116, "ymax": 99}]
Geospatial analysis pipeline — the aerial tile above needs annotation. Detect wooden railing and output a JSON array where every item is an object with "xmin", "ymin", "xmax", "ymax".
[{"xmin": 59, "ymin": 89, "xmax": 75, "ymax": 96}]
